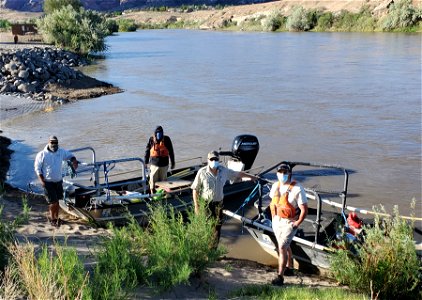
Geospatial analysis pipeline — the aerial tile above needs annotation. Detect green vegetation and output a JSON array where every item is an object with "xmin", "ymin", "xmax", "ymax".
[
  {"xmin": 43, "ymin": 0, "xmax": 82, "ymax": 14},
  {"xmin": 230, "ymin": 284, "xmax": 366, "ymax": 299},
  {"xmin": 129, "ymin": 0, "xmax": 421, "ymax": 32},
  {"xmin": 330, "ymin": 201, "xmax": 421, "ymax": 299},
  {"xmin": 36, "ymin": 5, "xmax": 109, "ymax": 54},
  {"xmin": 117, "ymin": 18, "xmax": 137, "ymax": 32},
  {"xmin": 382, "ymin": 0, "xmax": 422, "ymax": 31},
  {"xmin": 0, "ymin": 199, "xmax": 224, "ymax": 299},
  {"xmin": 0, "ymin": 197, "xmax": 29, "ymax": 272},
  {"xmin": 0, "ymin": 19, "xmax": 11, "ymax": 30}
]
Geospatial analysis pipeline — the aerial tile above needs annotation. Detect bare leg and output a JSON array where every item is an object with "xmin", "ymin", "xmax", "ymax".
[
  {"xmin": 50, "ymin": 202, "xmax": 60, "ymax": 221},
  {"xmin": 287, "ymin": 246, "xmax": 293, "ymax": 269},
  {"xmin": 278, "ymin": 245, "xmax": 288, "ymax": 276}
]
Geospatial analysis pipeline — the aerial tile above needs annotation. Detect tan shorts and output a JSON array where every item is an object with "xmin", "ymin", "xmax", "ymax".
[
  {"xmin": 149, "ymin": 164, "xmax": 168, "ymax": 190},
  {"xmin": 272, "ymin": 216, "xmax": 297, "ymax": 249}
]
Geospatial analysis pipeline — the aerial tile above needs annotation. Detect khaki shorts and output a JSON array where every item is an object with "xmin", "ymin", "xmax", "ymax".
[
  {"xmin": 272, "ymin": 216, "xmax": 297, "ymax": 249},
  {"xmin": 149, "ymin": 164, "xmax": 168, "ymax": 190}
]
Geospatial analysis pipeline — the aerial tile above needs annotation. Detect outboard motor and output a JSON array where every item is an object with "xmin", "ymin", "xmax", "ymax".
[{"xmin": 231, "ymin": 135, "xmax": 259, "ymax": 170}]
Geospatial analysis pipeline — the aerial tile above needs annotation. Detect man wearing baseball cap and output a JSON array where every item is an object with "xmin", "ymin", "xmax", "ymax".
[
  {"xmin": 191, "ymin": 150, "xmax": 258, "ymax": 246},
  {"xmin": 269, "ymin": 162, "xmax": 308, "ymax": 286},
  {"xmin": 34, "ymin": 136, "xmax": 78, "ymax": 227}
]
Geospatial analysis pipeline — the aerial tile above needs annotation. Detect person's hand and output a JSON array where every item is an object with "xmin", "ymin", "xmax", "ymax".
[
  {"xmin": 72, "ymin": 159, "xmax": 78, "ymax": 170},
  {"xmin": 171, "ymin": 163, "xmax": 175, "ymax": 169}
]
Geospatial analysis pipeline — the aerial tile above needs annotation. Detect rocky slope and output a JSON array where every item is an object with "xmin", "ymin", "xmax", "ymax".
[{"xmin": 1, "ymin": 0, "xmax": 272, "ymax": 12}]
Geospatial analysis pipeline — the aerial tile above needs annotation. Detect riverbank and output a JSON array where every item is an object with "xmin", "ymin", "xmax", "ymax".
[{"xmin": 0, "ymin": 180, "xmax": 341, "ymax": 298}]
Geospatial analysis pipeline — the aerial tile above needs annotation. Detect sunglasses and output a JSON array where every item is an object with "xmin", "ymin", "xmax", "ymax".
[
  {"xmin": 49, "ymin": 142, "xmax": 58, "ymax": 145},
  {"xmin": 209, "ymin": 158, "xmax": 219, "ymax": 161}
]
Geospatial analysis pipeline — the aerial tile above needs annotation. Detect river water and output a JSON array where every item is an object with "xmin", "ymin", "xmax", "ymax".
[{"xmin": 2, "ymin": 30, "xmax": 421, "ymax": 264}]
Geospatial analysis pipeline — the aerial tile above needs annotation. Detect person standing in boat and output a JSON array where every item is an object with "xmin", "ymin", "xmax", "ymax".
[
  {"xmin": 191, "ymin": 151, "xmax": 258, "ymax": 246},
  {"xmin": 144, "ymin": 125, "xmax": 175, "ymax": 193},
  {"xmin": 34, "ymin": 136, "xmax": 78, "ymax": 228},
  {"xmin": 269, "ymin": 163, "xmax": 308, "ymax": 286}
]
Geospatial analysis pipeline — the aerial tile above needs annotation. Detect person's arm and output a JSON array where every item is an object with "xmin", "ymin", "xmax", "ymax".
[
  {"xmin": 34, "ymin": 153, "xmax": 45, "ymax": 187},
  {"xmin": 193, "ymin": 189, "xmax": 200, "ymax": 214},
  {"xmin": 144, "ymin": 137, "xmax": 152, "ymax": 165},
  {"xmin": 165, "ymin": 136, "xmax": 175, "ymax": 169},
  {"xmin": 293, "ymin": 186, "xmax": 308, "ymax": 228},
  {"xmin": 237, "ymin": 171, "xmax": 258, "ymax": 181},
  {"xmin": 293, "ymin": 203, "xmax": 308, "ymax": 229}
]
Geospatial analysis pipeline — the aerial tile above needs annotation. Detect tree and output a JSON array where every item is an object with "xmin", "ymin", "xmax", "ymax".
[
  {"xmin": 37, "ymin": 5, "xmax": 108, "ymax": 55},
  {"xmin": 43, "ymin": 0, "xmax": 82, "ymax": 14}
]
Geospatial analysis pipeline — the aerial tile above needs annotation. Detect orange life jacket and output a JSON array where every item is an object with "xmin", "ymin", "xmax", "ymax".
[
  {"xmin": 150, "ymin": 140, "xmax": 169, "ymax": 158},
  {"xmin": 270, "ymin": 181, "xmax": 297, "ymax": 219}
]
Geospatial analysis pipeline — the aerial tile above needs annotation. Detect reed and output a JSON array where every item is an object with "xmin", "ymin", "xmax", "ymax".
[
  {"xmin": 141, "ymin": 200, "xmax": 225, "ymax": 290},
  {"xmin": 0, "ymin": 196, "xmax": 29, "ymax": 271},
  {"xmin": 92, "ymin": 221, "xmax": 143, "ymax": 300},
  {"xmin": 330, "ymin": 200, "xmax": 421, "ymax": 299},
  {"xmin": 8, "ymin": 241, "xmax": 91, "ymax": 300}
]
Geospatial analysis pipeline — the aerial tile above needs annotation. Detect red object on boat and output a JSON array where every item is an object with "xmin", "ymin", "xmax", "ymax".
[{"xmin": 347, "ymin": 212, "xmax": 363, "ymax": 235}]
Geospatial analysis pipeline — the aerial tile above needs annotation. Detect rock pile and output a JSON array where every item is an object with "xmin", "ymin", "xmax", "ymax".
[{"xmin": 0, "ymin": 47, "xmax": 88, "ymax": 101}]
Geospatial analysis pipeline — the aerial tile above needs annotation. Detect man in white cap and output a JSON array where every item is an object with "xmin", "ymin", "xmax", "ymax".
[
  {"xmin": 191, "ymin": 150, "xmax": 258, "ymax": 245},
  {"xmin": 269, "ymin": 163, "xmax": 308, "ymax": 286},
  {"xmin": 34, "ymin": 136, "xmax": 78, "ymax": 227}
]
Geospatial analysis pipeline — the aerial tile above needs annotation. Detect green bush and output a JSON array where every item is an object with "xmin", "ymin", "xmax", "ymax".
[
  {"xmin": 105, "ymin": 19, "xmax": 119, "ymax": 34},
  {"xmin": 382, "ymin": 0, "xmax": 421, "ymax": 30},
  {"xmin": 0, "ymin": 19, "xmax": 11, "ymax": 30},
  {"xmin": 330, "ymin": 203, "xmax": 421, "ymax": 299},
  {"xmin": 142, "ymin": 202, "xmax": 224, "ymax": 290},
  {"xmin": 92, "ymin": 222, "xmax": 143, "ymax": 300},
  {"xmin": 315, "ymin": 12, "xmax": 334, "ymax": 31},
  {"xmin": 43, "ymin": 0, "xmax": 82, "ymax": 14},
  {"xmin": 117, "ymin": 18, "xmax": 137, "ymax": 32},
  {"xmin": 36, "ymin": 5, "xmax": 109, "ymax": 54},
  {"xmin": 287, "ymin": 6, "xmax": 313, "ymax": 31},
  {"xmin": 262, "ymin": 10, "xmax": 285, "ymax": 31}
]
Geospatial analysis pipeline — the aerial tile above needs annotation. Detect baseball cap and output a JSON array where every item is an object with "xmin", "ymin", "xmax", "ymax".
[
  {"xmin": 207, "ymin": 151, "xmax": 219, "ymax": 160},
  {"xmin": 277, "ymin": 163, "xmax": 291, "ymax": 173},
  {"xmin": 49, "ymin": 135, "xmax": 58, "ymax": 143}
]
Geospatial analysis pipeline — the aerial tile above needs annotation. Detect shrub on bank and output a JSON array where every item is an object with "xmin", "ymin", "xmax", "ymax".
[
  {"xmin": 36, "ymin": 5, "xmax": 109, "ymax": 55},
  {"xmin": 0, "ymin": 19, "xmax": 11, "ymax": 30},
  {"xmin": 117, "ymin": 18, "xmax": 137, "ymax": 32},
  {"xmin": 330, "ymin": 202, "xmax": 421, "ymax": 299},
  {"xmin": 287, "ymin": 6, "xmax": 313, "ymax": 31},
  {"xmin": 382, "ymin": 0, "xmax": 422, "ymax": 31}
]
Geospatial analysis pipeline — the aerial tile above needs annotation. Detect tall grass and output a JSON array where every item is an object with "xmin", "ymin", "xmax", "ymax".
[
  {"xmin": 141, "ymin": 201, "xmax": 225, "ymax": 290},
  {"xmin": 117, "ymin": 19, "xmax": 137, "ymax": 32},
  {"xmin": 8, "ymin": 241, "xmax": 90, "ymax": 300},
  {"xmin": 92, "ymin": 221, "xmax": 143, "ymax": 300},
  {"xmin": 0, "ymin": 196, "xmax": 29, "ymax": 271},
  {"xmin": 330, "ymin": 201, "xmax": 421, "ymax": 299}
]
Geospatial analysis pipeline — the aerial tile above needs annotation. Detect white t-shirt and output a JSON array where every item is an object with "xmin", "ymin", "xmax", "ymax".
[{"xmin": 269, "ymin": 181, "xmax": 308, "ymax": 210}]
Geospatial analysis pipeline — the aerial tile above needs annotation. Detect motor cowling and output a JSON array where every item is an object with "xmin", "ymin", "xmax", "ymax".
[{"xmin": 231, "ymin": 135, "xmax": 259, "ymax": 170}]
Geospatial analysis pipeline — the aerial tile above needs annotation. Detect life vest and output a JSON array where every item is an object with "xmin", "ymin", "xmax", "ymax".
[
  {"xmin": 270, "ymin": 181, "xmax": 297, "ymax": 219},
  {"xmin": 347, "ymin": 212, "xmax": 363, "ymax": 236},
  {"xmin": 150, "ymin": 139, "xmax": 169, "ymax": 158}
]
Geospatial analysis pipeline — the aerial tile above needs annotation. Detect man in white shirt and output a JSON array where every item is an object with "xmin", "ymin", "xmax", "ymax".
[
  {"xmin": 34, "ymin": 136, "xmax": 78, "ymax": 227},
  {"xmin": 269, "ymin": 163, "xmax": 308, "ymax": 286},
  {"xmin": 191, "ymin": 150, "xmax": 257, "ymax": 245}
]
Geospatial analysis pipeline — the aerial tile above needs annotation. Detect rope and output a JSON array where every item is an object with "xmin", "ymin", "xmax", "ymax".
[{"xmin": 222, "ymin": 181, "xmax": 261, "ymax": 224}]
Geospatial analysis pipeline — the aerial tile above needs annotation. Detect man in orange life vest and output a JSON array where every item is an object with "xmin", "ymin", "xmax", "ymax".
[
  {"xmin": 269, "ymin": 163, "xmax": 308, "ymax": 286},
  {"xmin": 144, "ymin": 126, "xmax": 175, "ymax": 193}
]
